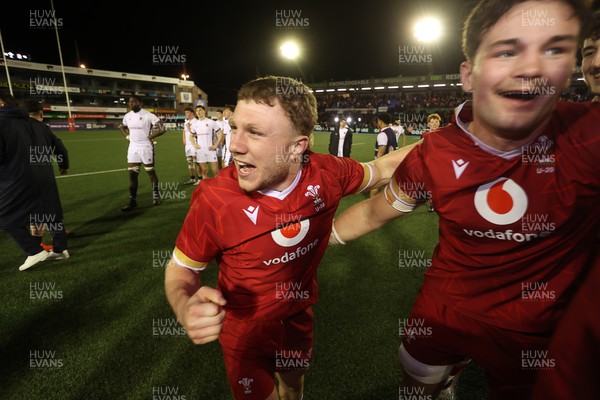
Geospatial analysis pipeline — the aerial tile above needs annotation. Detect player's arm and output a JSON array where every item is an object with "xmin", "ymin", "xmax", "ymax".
[
  {"xmin": 376, "ymin": 145, "xmax": 386, "ymax": 158},
  {"xmin": 148, "ymin": 120, "xmax": 166, "ymax": 140},
  {"xmin": 189, "ymin": 132, "xmax": 199, "ymax": 149},
  {"xmin": 165, "ymin": 258, "xmax": 226, "ymax": 345},
  {"xmin": 119, "ymin": 123, "xmax": 129, "ymax": 140},
  {"xmin": 358, "ymin": 142, "xmax": 418, "ymax": 191},
  {"xmin": 402, "ymin": 133, "xmax": 407, "ymax": 147},
  {"xmin": 210, "ymin": 129, "xmax": 223, "ymax": 150},
  {"xmin": 331, "ymin": 183, "xmax": 413, "ymax": 245}
]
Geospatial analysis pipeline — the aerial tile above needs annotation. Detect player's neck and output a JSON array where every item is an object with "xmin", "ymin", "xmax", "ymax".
[
  {"xmin": 259, "ymin": 165, "xmax": 303, "ymax": 195},
  {"xmin": 467, "ymin": 120, "xmax": 549, "ymax": 152}
]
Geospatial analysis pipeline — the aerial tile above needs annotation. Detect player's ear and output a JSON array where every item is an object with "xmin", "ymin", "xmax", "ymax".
[
  {"xmin": 460, "ymin": 61, "xmax": 474, "ymax": 93},
  {"xmin": 291, "ymin": 135, "xmax": 309, "ymax": 156}
]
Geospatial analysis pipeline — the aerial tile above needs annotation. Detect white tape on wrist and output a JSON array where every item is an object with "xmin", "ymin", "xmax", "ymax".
[{"xmin": 330, "ymin": 221, "xmax": 346, "ymax": 245}]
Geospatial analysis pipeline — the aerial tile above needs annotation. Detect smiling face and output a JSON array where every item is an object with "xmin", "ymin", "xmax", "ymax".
[
  {"xmin": 229, "ymin": 99, "xmax": 308, "ymax": 193},
  {"xmin": 582, "ymin": 37, "xmax": 600, "ymax": 95},
  {"xmin": 428, "ymin": 118, "xmax": 441, "ymax": 130},
  {"xmin": 460, "ymin": 0, "xmax": 579, "ymax": 141}
]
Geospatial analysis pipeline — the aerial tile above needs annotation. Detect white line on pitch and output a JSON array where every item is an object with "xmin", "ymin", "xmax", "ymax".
[{"xmin": 56, "ymin": 168, "xmax": 126, "ymax": 178}]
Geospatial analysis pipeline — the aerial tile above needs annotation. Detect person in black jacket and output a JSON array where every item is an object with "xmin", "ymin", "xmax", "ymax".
[
  {"xmin": 25, "ymin": 100, "xmax": 70, "ymax": 261},
  {"xmin": 0, "ymin": 92, "xmax": 69, "ymax": 271},
  {"xmin": 328, "ymin": 119, "xmax": 353, "ymax": 157}
]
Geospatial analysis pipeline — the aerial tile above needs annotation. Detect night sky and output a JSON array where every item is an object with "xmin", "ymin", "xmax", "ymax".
[{"xmin": 0, "ymin": 0, "xmax": 565, "ymax": 105}]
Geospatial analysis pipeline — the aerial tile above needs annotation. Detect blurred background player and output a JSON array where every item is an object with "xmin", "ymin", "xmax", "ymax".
[
  {"xmin": 25, "ymin": 99, "xmax": 70, "ymax": 257},
  {"xmin": 328, "ymin": 119, "xmax": 353, "ymax": 157},
  {"xmin": 392, "ymin": 117, "xmax": 407, "ymax": 147},
  {"xmin": 370, "ymin": 113, "xmax": 398, "ymax": 197},
  {"xmin": 165, "ymin": 76, "xmax": 414, "ymax": 400},
  {"xmin": 330, "ymin": 0, "xmax": 599, "ymax": 398},
  {"xmin": 421, "ymin": 113, "xmax": 441, "ymax": 139},
  {"xmin": 581, "ymin": 10, "xmax": 600, "ymax": 101},
  {"xmin": 182, "ymin": 107, "xmax": 199, "ymax": 184},
  {"xmin": 214, "ymin": 110, "xmax": 226, "ymax": 169},
  {"xmin": 119, "ymin": 96, "xmax": 166, "ymax": 211},
  {"xmin": 222, "ymin": 105, "xmax": 234, "ymax": 166},
  {"xmin": 422, "ymin": 113, "xmax": 442, "ymax": 212},
  {"xmin": 188, "ymin": 105, "xmax": 222, "ymax": 183}
]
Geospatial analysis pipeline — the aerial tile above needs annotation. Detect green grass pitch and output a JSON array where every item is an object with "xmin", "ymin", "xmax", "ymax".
[{"xmin": 0, "ymin": 129, "xmax": 488, "ymax": 399}]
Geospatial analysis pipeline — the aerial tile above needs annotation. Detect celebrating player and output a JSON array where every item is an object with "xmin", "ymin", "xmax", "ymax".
[
  {"xmin": 119, "ymin": 96, "xmax": 166, "ymax": 211},
  {"xmin": 165, "ymin": 76, "xmax": 414, "ymax": 400},
  {"xmin": 330, "ymin": 0, "xmax": 599, "ymax": 398}
]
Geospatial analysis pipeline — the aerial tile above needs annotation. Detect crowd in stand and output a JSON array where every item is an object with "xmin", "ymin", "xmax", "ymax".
[{"xmin": 316, "ymin": 89, "xmax": 594, "ymax": 131}]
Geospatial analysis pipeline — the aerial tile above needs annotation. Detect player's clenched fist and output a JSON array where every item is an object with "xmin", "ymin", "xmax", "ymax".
[{"xmin": 179, "ymin": 286, "xmax": 226, "ymax": 345}]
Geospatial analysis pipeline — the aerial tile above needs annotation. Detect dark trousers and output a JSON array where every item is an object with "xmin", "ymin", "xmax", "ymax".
[
  {"xmin": 47, "ymin": 223, "xmax": 67, "ymax": 253},
  {"xmin": 2, "ymin": 226, "xmax": 43, "ymax": 256}
]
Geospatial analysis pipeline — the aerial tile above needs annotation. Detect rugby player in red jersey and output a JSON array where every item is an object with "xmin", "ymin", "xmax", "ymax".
[
  {"xmin": 164, "ymin": 76, "xmax": 414, "ymax": 400},
  {"xmin": 330, "ymin": 0, "xmax": 599, "ymax": 399}
]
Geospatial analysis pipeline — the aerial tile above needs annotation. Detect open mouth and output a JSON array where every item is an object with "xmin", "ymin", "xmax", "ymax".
[
  {"xmin": 500, "ymin": 91, "xmax": 538, "ymax": 101},
  {"xmin": 235, "ymin": 160, "xmax": 256, "ymax": 175}
]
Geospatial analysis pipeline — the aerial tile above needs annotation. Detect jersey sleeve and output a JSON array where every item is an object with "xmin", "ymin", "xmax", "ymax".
[
  {"xmin": 383, "ymin": 141, "xmax": 426, "ymax": 212},
  {"xmin": 173, "ymin": 186, "xmax": 222, "ymax": 270},
  {"xmin": 122, "ymin": 114, "xmax": 128, "ymax": 127},
  {"xmin": 316, "ymin": 154, "xmax": 367, "ymax": 195},
  {"xmin": 376, "ymin": 132, "xmax": 388, "ymax": 147},
  {"xmin": 150, "ymin": 113, "xmax": 161, "ymax": 127}
]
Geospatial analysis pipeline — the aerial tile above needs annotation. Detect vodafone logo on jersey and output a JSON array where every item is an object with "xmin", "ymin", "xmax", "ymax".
[
  {"xmin": 271, "ymin": 220, "xmax": 310, "ymax": 247},
  {"xmin": 474, "ymin": 178, "xmax": 528, "ymax": 225}
]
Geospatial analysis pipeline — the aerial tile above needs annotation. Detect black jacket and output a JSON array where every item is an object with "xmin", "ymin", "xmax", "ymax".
[
  {"xmin": 328, "ymin": 126, "xmax": 353, "ymax": 157},
  {"xmin": 0, "ymin": 105, "xmax": 67, "ymax": 228}
]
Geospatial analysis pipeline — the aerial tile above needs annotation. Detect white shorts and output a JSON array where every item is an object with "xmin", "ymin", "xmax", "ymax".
[
  {"xmin": 185, "ymin": 145, "xmax": 196, "ymax": 158},
  {"xmin": 128, "ymin": 145, "xmax": 154, "ymax": 165},
  {"xmin": 196, "ymin": 149, "xmax": 217, "ymax": 163}
]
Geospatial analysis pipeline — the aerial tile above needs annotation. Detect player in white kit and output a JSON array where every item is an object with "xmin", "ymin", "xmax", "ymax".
[
  {"xmin": 187, "ymin": 105, "xmax": 222, "ymax": 182},
  {"xmin": 119, "ymin": 96, "xmax": 166, "ymax": 211}
]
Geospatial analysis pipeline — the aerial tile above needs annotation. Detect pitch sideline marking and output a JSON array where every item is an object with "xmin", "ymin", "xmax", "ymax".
[{"xmin": 56, "ymin": 168, "xmax": 126, "ymax": 179}]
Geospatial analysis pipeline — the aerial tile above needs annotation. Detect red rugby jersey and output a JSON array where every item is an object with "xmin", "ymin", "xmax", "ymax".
[
  {"xmin": 386, "ymin": 101, "xmax": 600, "ymax": 332},
  {"xmin": 174, "ymin": 152, "xmax": 369, "ymax": 320}
]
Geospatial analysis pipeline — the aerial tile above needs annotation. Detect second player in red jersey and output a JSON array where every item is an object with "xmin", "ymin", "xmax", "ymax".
[{"xmin": 330, "ymin": 0, "xmax": 599, "ymax": 399}]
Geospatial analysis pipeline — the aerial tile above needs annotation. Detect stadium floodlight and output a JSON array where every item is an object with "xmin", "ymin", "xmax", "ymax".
[
  {"xmin": 414, "ymin": 18, "xmax": 442, "ymax": 42},
  {"xmin": 181, "ymin": 74, "xmax": 189, "ymax": 80},
  {"xmin": 346, "ymin": 117, "xmax": 352, "ymax": 123},
  {"xmin": 334, "ymin": 117, "xmax": 339, "ymax": 123},
  {"xmin": 80, "ymin": 64, "xmax": 86, "ymax": 68},
  {"xmin": 280, "ymin": 41, "xmax": 300, "ymax": 60}
]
